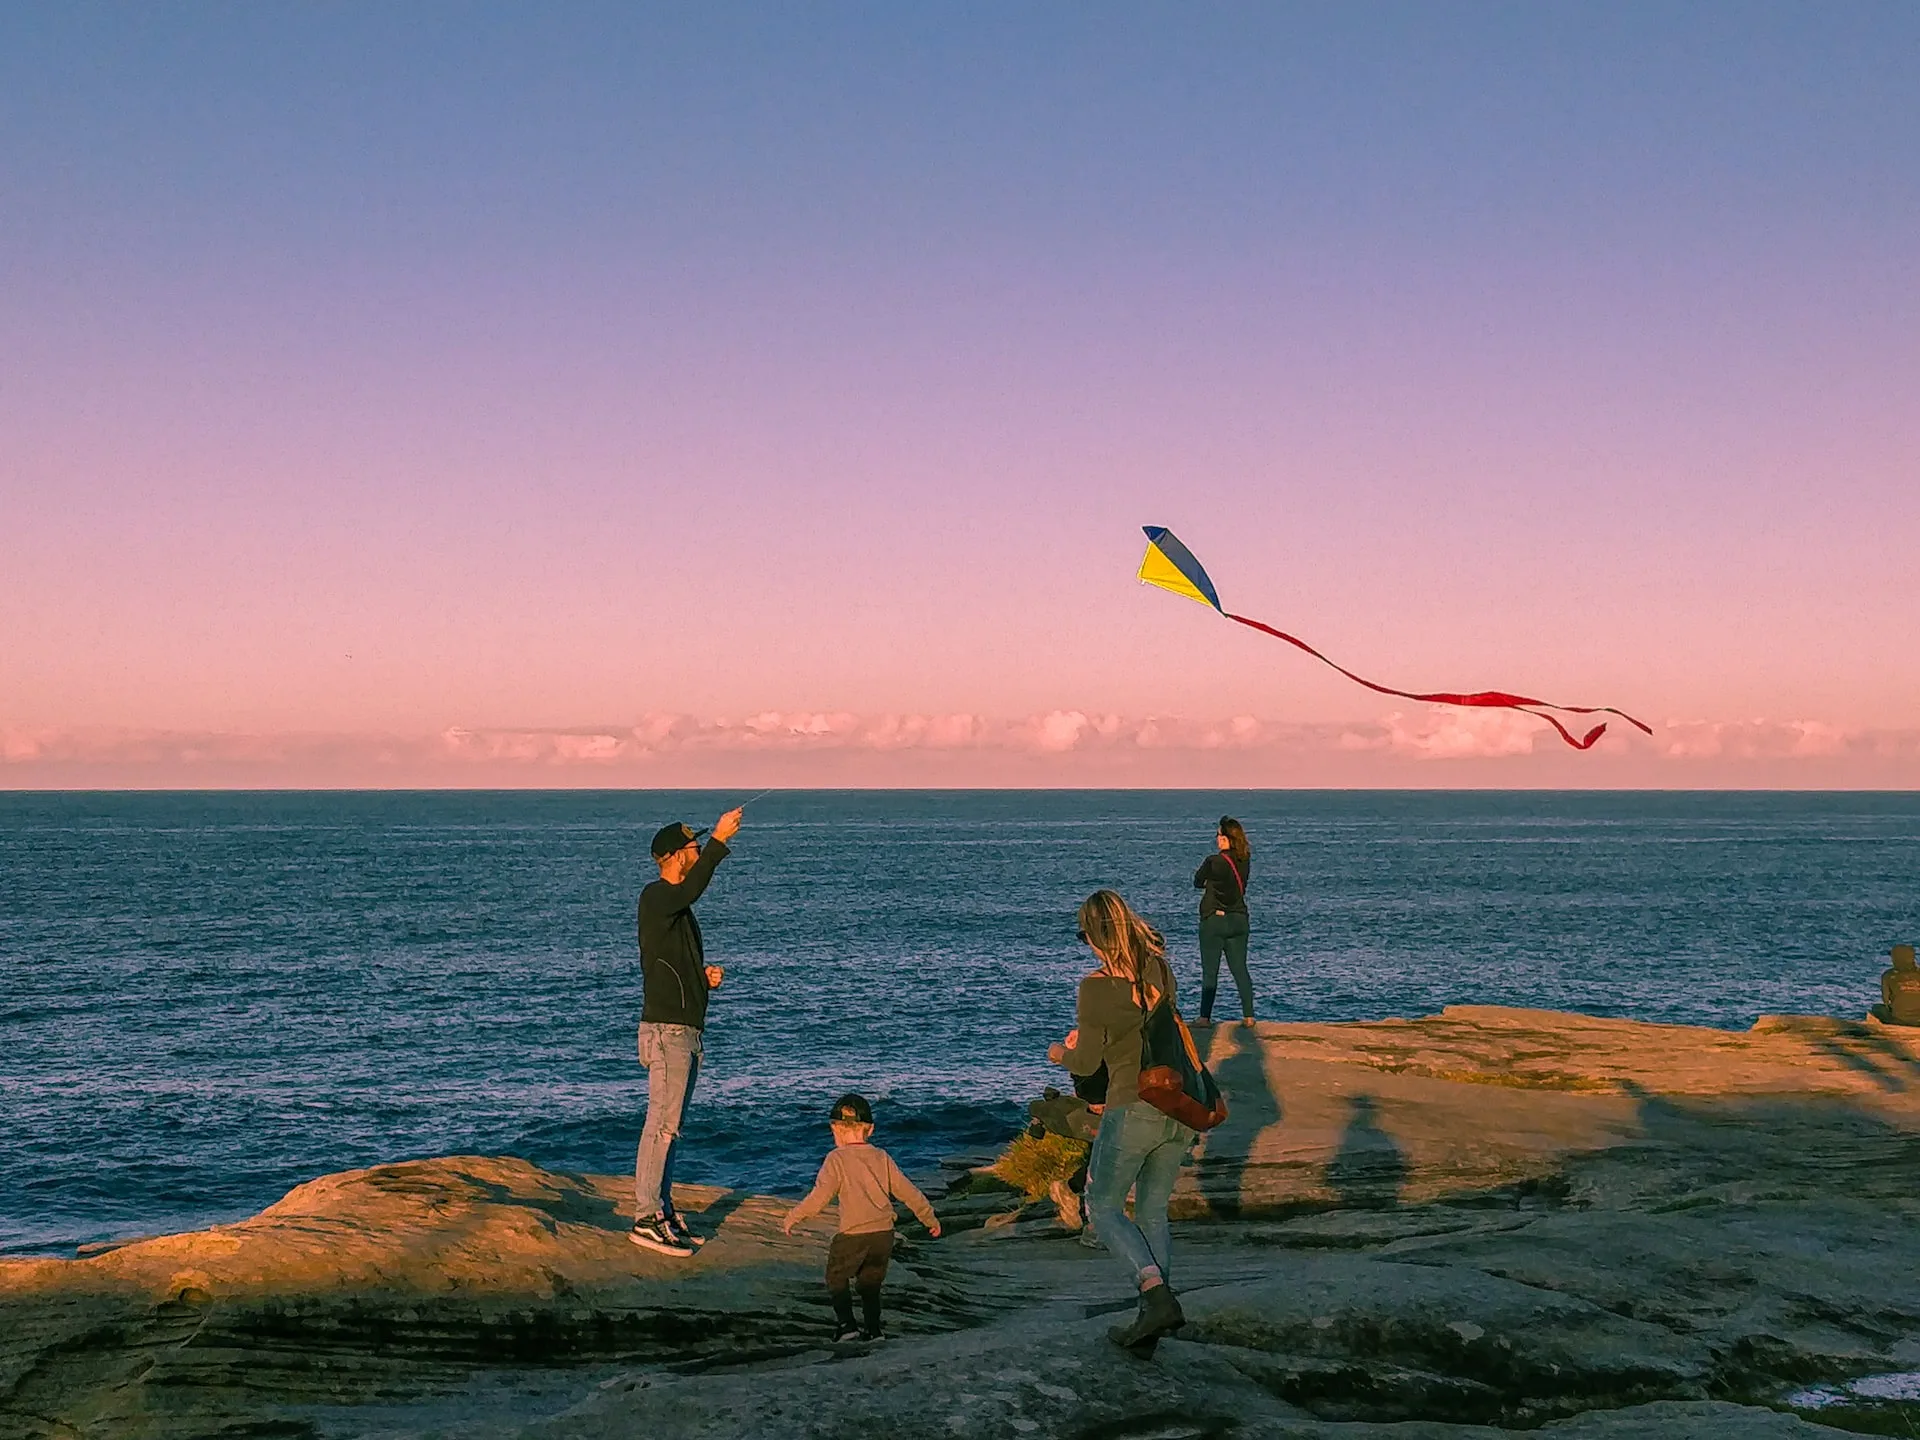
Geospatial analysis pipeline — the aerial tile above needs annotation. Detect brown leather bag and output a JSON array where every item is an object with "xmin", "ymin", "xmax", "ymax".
[{"xmin": 1135, "ymin": 990, "xmax": 1229, "ymax": 1131}]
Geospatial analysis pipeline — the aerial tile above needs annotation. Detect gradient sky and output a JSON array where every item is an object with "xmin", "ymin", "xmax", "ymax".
[{"xmin": 4, "ymin": 3, "xmax": 1917, "ymax": 785}]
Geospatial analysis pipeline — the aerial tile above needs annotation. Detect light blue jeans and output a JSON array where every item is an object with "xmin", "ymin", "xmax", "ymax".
[
  {"xmin": 635, "ymin": 1021, "xmax": 702, "ymax": 1221},
  {"xmin": 1085, "ymin": 1100, "xmax": 1194, "ymax": 1286}
]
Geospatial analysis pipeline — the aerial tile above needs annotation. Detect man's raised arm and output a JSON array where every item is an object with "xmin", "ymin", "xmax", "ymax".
[{"xmin": 651, "ymin": 808, "xmax": 744, "ymax": 913}]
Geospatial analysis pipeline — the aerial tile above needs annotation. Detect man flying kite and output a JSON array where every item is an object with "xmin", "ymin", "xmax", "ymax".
[{"xmin": 1136, "ymin": 526, "xmax": 1651, "ymax": 751}]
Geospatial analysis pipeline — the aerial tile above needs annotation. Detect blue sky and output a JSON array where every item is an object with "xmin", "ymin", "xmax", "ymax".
[{"xmin": 4, "ymin": 3, "xmax": 1917, "ymax": 785}]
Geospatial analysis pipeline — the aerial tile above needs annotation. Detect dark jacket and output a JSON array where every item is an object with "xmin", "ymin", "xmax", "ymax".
[
  {"xmin": 637, "ymin": 838, "xmax": 729, "ymax": 1029},
  {"xmin": 1194, "ymin": 852, "xmax": 1249, "ymax": 917},
  {"xmin": 1884, "ymin": 966, "xmax": 1920, "ymax": 1026}
]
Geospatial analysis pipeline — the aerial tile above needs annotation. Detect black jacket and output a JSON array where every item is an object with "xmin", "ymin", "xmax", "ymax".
[
  {"xmin": 637, "ymin": 838, "xmax": 729, "ymax": 1028},
  {"xmin": 1194, "ymin": 852, "xmax": 1249, "ymax": 917}
]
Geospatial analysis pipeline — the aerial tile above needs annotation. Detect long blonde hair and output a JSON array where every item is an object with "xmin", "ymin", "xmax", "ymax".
[{"xmin": 1078, "ymin": 889, "xmax": 1174, "ymax": 1006}]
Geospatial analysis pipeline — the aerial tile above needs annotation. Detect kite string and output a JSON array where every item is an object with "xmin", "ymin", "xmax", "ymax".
[
  {"xmin": 1222, "ymin": 612, "xmax": 1650, "ymax": 751},
  {"xmin": 692, "ymin": 788, "xmax": 780, "ymax": 841}
]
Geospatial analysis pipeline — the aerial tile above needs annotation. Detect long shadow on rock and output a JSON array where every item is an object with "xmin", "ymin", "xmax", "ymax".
[
  {"xmin": 1198, "ymin": 1024, "xmax": 1282, "ymax": 1218},
  {"xmin": 1399, "ymin": 1082, "xmax": 1920, "ymax": 1425},
  {"xmin": 680, "ymin": 1186, "xmax": 757, "ymax": 1240},
  {"xmin": 1324, "ymin": 1094, "xmax": 1407, "ymax": 1211},
  {"xmin": 1810, "ymin": 1027, "xmax": 1920, "ymax": 1095}
]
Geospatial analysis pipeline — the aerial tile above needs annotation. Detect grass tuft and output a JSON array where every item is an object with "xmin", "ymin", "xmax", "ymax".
[{"xmin": 988, "ymin": 1132, "xmax": 1091, "ymax": 1198}]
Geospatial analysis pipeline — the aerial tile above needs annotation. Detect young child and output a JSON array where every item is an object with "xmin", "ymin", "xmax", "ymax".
[{"xmin": 781, "ymin": 1093, "xmax": 941, "ymax": 1342}]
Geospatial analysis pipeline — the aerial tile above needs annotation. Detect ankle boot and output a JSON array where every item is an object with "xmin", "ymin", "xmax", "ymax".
[{"xmin": 1107, "ymin": 1282, "xmax": 1184, "ymax": 1351}]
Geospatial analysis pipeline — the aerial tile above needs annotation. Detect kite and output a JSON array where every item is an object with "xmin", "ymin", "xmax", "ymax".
[{"xmin": 1136, "ymin": 526, "xmax": 1651, "ymax": 751}]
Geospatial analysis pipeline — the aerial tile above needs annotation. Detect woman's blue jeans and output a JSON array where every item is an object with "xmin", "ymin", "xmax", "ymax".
[{"xmin": 1085, "ymin": 1101, "xmax": 1194, "ymax": 1286}]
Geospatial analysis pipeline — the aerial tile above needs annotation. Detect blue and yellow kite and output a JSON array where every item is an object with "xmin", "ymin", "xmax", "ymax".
[{"xmin": 1137, "ymin": 526, "xmax": 1651, "ymax": 750}]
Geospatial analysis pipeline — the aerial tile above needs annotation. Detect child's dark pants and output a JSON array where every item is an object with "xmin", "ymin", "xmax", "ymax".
[{"xmin": 826, "ymin": 1231, "xmax": 893, "ymax": 1335}]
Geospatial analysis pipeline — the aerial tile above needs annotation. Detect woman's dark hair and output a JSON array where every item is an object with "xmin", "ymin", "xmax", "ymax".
[{"xmin": 1218, "ymin": 816, "xmax": 1251, "ymax": 865}]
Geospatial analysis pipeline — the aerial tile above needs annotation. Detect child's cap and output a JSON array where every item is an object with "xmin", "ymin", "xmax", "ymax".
[{"xmin": 829, "ymin": 1093, "xmax": 873, "ymax": 1125}]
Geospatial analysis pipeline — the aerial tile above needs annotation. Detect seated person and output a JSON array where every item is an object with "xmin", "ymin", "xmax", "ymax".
[
  {"xmin": 1028, "ymin": 1084, "xmax": 1101, "ymax": 1143},
  {"xmin": 1875, "ymin": 944, "xmax": 1920, "ymax": 1026},
  {"xmin": 1026, "ymin": 1086, "xmax": 1100, "ymax": 1237}
]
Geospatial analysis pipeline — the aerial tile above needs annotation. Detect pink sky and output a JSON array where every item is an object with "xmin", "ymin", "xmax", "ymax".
[{"xmin": 4, "ymin": 9, "xmax": 1916, "ymax": 788}]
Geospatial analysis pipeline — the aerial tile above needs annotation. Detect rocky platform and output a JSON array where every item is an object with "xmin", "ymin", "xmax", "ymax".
[{"xmin": 6, "ymin": 1006, "xmax": 1920, "ymax": 1438}]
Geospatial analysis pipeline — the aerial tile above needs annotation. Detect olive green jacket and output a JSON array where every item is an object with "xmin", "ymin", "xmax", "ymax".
[{"xmin": 1062, "ymin": 972, "xmax": 1145, "ymax": 1107}]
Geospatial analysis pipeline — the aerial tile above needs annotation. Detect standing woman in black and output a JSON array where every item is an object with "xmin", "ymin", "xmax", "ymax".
[{"xmin": 1195, "ymin": 816, "xmax": 1253, "ymax": 1025}]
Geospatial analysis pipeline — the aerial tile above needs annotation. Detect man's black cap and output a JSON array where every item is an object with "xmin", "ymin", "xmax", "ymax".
[
  {"xmin": 650, "ymin": 821, "xmax": 700, "ymax": 859},
  {"xmin": 829, "ymin": 1093, "xmax": 873, "ymax": 1126}
]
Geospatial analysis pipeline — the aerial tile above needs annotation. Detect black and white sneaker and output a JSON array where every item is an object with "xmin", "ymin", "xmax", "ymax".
[
  {"xmin": 832, "ymin": 1326, "xmax": 864, "ymax": 1345},
  {"xmin": 665, "ymin": 1212, "xmax": 706, "ymax": 1248},
  {"xmin": 628, "ymin": 1216, "xmax": 695, "ymax": 1257}
]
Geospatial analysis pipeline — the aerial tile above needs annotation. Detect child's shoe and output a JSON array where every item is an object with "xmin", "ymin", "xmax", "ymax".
[{"xmin": 832, "ymin": 1325, "xmax": 863, "ymax": 1345}]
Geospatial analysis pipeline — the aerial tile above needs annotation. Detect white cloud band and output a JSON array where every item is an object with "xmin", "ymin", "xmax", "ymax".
[{"xmin": 5, "ymin": 711, "xmax": 1918, "ymax": 777}]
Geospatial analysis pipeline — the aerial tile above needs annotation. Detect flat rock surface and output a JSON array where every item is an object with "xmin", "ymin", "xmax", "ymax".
[{"xmin": 6, "ymin": 1007, "xmax": 1919, "ymax": 1438}]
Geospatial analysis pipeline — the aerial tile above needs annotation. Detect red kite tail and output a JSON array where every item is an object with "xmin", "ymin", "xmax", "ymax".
[{"xmin": 1222, "ymin": 612, "xmax": 1649, "ymax": 751}]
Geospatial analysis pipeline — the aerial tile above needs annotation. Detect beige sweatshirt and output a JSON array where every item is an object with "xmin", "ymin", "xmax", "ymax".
[{"xmin": 787, "ymin": 1143, "xmax": 937, "ymax": 1236}]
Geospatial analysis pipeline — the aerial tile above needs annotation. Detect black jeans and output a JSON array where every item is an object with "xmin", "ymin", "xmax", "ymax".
[
  {"xmin": 1199, "ymin": 911, "xmax": 1253, "ymax": 1021},
  {"xmin": 826, "ymin": 1231, "xmax": 893, "ymax": 1333}
]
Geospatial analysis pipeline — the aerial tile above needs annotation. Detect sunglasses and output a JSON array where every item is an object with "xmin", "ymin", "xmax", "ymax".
[{"xmin": 1076, "ymin": 928, "xmax": 1090, "ymax": 943}]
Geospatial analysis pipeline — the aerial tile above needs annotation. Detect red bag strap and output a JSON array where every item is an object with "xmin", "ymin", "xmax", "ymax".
[{"xmin": 1222, "ymin": 854, "xmax": 1245, "ymax": 896}]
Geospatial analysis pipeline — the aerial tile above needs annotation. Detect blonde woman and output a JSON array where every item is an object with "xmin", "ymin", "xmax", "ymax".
[{"xmin": 1048, "ymin": 890, "xmax": 1194, "ymax": 1352}]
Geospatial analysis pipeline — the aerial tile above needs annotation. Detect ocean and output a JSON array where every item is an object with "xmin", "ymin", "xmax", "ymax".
[{"xmin": 2, "ymin": 789, "xmax": 1915, "ymax": 1257}]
